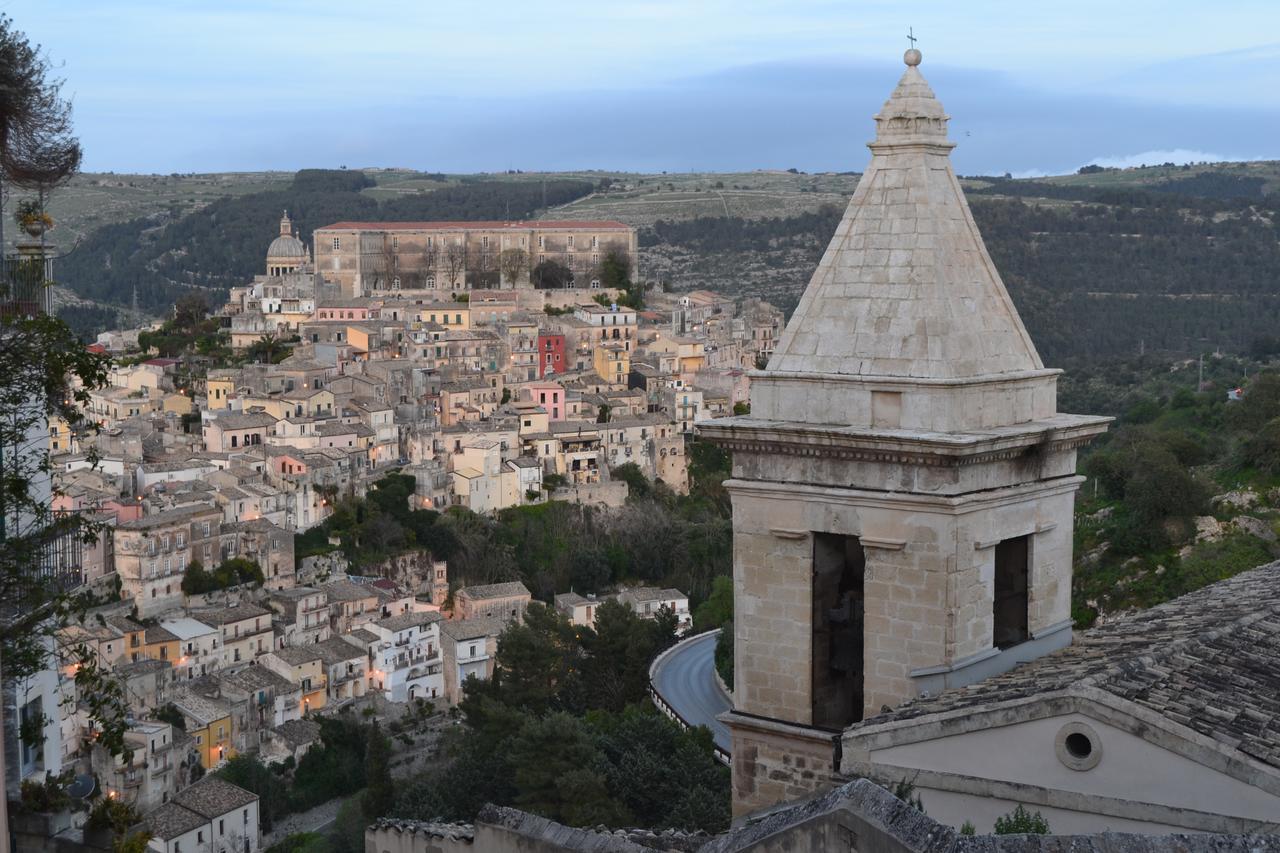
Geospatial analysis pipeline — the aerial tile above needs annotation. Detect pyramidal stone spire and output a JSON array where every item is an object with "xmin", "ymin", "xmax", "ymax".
[{"xmin": 768, "ymin": 49, "xmax": 1042, "ymax": 399}]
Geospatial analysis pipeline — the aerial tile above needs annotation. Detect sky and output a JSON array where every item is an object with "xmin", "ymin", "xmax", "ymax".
[{"xmin": 9, "ymin": 0, "xmax": 1280, "ymax": 176}]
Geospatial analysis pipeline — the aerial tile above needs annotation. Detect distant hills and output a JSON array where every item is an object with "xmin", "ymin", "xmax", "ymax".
[
  {"xmin": 40, "ymin": 170, "xmax": 594, "ymax": 331},
  {"xmin": 25, "ymin": 161, "xmax": 1280, "ymax": 365}
]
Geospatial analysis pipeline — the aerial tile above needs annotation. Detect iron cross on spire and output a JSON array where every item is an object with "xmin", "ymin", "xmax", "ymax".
[{"xmin": 907, "ymin": 27, "xmax": 917, "ymax": 48}]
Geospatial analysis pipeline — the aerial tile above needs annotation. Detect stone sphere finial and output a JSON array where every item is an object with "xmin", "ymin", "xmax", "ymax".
[{"xmin": 904, "ymin": 48, "xmax": 922, "ymax": 67}]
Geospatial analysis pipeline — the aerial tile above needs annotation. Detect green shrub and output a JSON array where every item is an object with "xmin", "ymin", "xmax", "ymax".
[
  {"xmin": 994, "ymin": 804, "xmax": 1049, "ymax": 835},
  {"xmin": 181, "ymin": 557, "xmax": 264, "ymax": 595}
]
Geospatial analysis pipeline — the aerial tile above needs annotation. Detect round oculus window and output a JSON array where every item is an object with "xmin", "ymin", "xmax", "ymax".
[{"xmin": 1055, "ymin": 722, "xmax": 1102, "ymax": 771}]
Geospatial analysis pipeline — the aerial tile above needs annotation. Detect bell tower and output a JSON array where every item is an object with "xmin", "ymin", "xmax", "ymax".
[{"xmin": 699, "ymin": 50, "xmax": 1110, "ymax": 817}]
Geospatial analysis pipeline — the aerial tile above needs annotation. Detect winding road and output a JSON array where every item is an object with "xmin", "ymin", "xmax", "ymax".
[{"xmin": 650, "ymin": 629, "xmax": 733, "ymax": 756}]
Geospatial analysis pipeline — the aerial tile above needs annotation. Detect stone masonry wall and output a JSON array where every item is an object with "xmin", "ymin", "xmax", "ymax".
[{"xmin": 727, "ymin": 715, "xmax": 842, "ymax": 819}]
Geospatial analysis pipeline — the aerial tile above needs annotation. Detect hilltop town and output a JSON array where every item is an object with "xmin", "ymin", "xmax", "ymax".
[{"xmin": 6, "ymin": 209, "xmax": 783, "ymax": 844}]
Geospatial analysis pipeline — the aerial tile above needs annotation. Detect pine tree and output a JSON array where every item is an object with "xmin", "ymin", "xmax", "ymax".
[{"xmin": 361, "ymin": 722, "xmax": 394, "ymax": 821}]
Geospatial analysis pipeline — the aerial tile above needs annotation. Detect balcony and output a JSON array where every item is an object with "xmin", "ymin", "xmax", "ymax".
[
  {"xmin": 1, "ymin": 253, "xmax": 54, "ymax": 319},
  {"xmin": 333, "ymin": 668, "xmax": 365, "ymax": 685}
]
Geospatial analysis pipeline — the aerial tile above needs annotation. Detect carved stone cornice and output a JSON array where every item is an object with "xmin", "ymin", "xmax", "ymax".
[{"xmin": 699, "ymin": 414, "xmax": 1109, "ymax": 469}]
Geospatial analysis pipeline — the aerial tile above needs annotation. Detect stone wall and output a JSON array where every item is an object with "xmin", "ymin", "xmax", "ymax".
[
  {"xmin": 367, "ymin": 780, "xmax": 1278, "ymax": 853},
  {"xmin": 366, "ymin": 807, "xmax": 693, "ymax": 853},
  {"xmin": 299, "ymin": 550, "xmax": 438, "ymax": 595},
  {"xmin": 726, "ymin": 714, "xmax": 841, "ymax": 819},
  {"xmin": 558, "ymin": 481, "xmax": 628, "ymax": 509},
  {"xmin": 298, "ymin": 552, "xmax": 349, "ymax": 586}
]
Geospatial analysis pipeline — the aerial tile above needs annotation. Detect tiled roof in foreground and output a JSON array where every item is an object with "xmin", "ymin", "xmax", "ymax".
[{"xmin": 861, "ymin": 561, "xmax": 1280, "ymax": 769}]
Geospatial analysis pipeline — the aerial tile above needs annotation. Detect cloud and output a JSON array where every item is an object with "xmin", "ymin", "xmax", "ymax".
[
  {"xmin": 75, "ymin": 58, "xmax": 1280, "ymax": 175},
  {"xmin": 1082, "ymin": 149, "xmax": 1252, "ymax": 170}
]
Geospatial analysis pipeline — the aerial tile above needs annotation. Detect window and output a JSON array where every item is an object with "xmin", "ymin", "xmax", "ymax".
[
  {"xmin": 332, "ymin": 237, "xmax": 341, "ymax": 250},
  {"xmin": 566, "ymin": 235, "xmax": 574, "ymax": 249},
  {"xmin": 426, "ymin": 276, "xmax": 435, "ymax": 289},
  {"xmin": 392, "ymin": 236, "xmax": 399, "ymax": 250},
  {"xmin": 591, "ymin": 236, "xmax": 598, "ymax": 248},
  {"xmin": 1056, "ymin": 722, "xmax": 1102, "ymax": 771},
  {"xmin": 538, "ymin": 235, "xmax": 545, "ymax": 249},
  {"xmin": 392, "ymin": 277, "xmax": 401, "ymax": 290},
  {"xmin": 219, "ymin": 820, "xmax": 224, "ymax": 835},
  {"xmin": 481, "ymin": 236, "xmax": 489, "ymax": 248}
]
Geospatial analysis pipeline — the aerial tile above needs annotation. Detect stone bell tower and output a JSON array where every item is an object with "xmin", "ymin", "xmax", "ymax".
[{"xmin": 699, "ymin": 49, "xmax": 1110, "ymax": 817}]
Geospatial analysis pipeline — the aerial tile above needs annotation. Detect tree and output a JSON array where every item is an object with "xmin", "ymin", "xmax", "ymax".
[
  {"xmin": 182, "ymin": 557, "xmax": 264, "ymax": 595},
  {"xmin": 599, "ymin": 251, "xmax": 631, "ymax": 291},
  {"xmin": 590, "ymin": 706, "xmax": 729, "ymax": 833},
  {"xmin": 531, "ymin": 259, "xmax": 573, "ymax": 290},
  {"xmin": 155, "ymin": 703, "xmax": 186, "ymax": 730},
  {"xmin": 508, "ymin": 712, "xmax": 622, "ymax": 826},
  {"xmin": 217, "ymin": 754, "xmax": 287, "ymax": 830},
  {"xmin": 328, "ymin": 797, "xmax": 368, "ymax": 853},
  {"xmin": 713, "ymin": 620, "xmax": 733, "ymax": 690},
  {"xmin": 0, "ymin": 14, "xmax": 82, "ymax": 262},
  {"xmin": 443, "ymin": 241, "xmax": 466, "ymax": 289},
  {"xmin": 413, "ymin": 243, "xmax": 439, "ymax": 289},
  {"xmin": 568, "ymin": 549, "xmax": 610, "ymax": 594},
  {"xmin": 693, "ymin": 575, "xmax": 732, "ymax": 631},
  {"xmin": 172, "ymin": 293, "xmax": 209, "ymax": 329},
  {"xmin": 499, "ymin": 248, "xmax": 528, "ymax": 286},
  {"xmin": 248, "ymin": 334, "xmax": 282, "ymax": 364},
  {"xmin": 465, "ymin": 247, "xmax": 498, "ymax": 289},
  {"xmin": 486, "ymin": 604, "xmax": 578, "ymax": 713},
  {"xmin": 993, "ymin": 804, "xmax": 1050, "ymax": 835},
  {"xmin": 610, "ymin": 463, "xmax": 651, "ymax": 502},
  {"xmin": 362, "ymin": 722, "xmax": 394, "ymax": 820},
  {"xmin": 576, "ymin": 599, "xmax": 676, "ymax": 712},
  {"xmin": 1230, "ymin": 373, "xmax": 1280, "ymax": 432},
  {"xmin": 1242, "ymin": 416, "xmax": 1280, "ymax": 474},
  {"xmin": 0, "ymin": 306, "xmax": 132, "ymax": 761}
]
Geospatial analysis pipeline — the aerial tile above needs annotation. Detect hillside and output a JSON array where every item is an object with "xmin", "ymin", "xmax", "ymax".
[
  {"xmin": 40, "ymin": 170, "xmax": 595, "ymax": 334},
  {"xmin": 25, "ymin": 160, "xmax": 1280, "ymax": 364}
]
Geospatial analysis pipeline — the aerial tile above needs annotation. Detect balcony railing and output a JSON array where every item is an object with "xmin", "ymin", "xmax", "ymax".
[{"xmin": 1, "ymin": 253, "xmax": 54, "ymax": 320}]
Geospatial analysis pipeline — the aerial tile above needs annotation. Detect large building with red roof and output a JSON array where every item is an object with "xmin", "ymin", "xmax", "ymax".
[{"xmin": 311, "ymin": 219, "xmax": 636, "ymax": 297}]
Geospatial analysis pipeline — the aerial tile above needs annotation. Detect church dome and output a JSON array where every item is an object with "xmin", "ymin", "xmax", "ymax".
[
  {"xmin": 267, "ymin": 233, "xmax": 307, "ymax": 260},
  {"xmin": 266, "ymin": 210, "xmax": 308, "ymax": 275}
]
